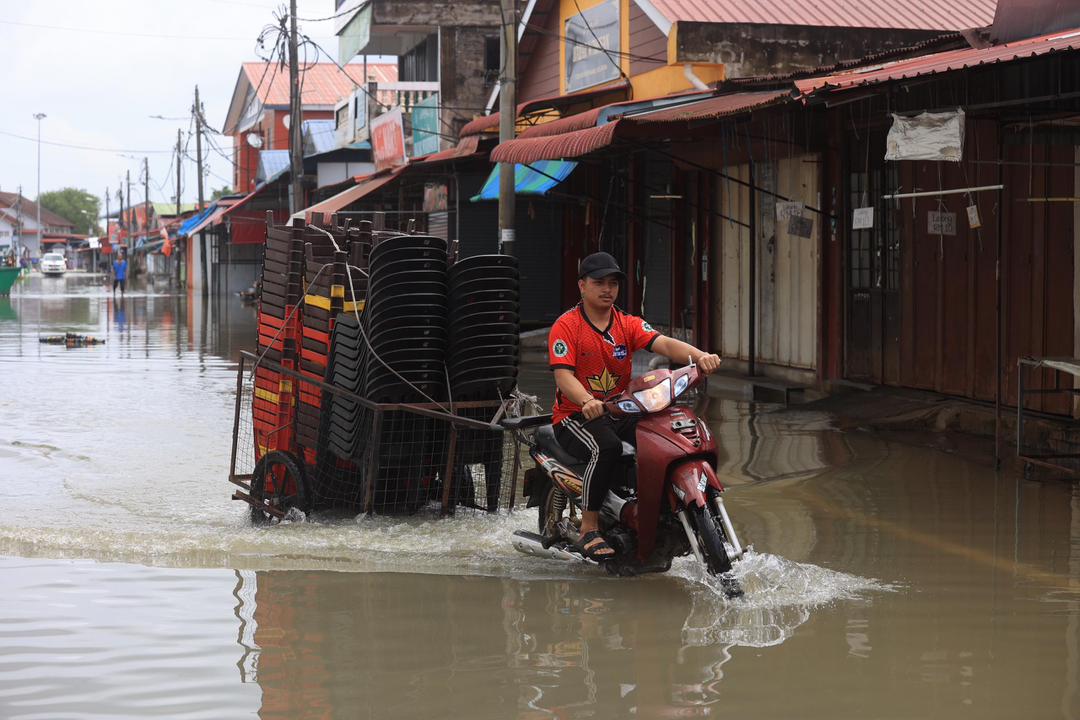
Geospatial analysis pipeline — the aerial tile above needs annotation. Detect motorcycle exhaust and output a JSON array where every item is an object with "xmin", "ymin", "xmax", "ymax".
[{"xmin": 511, "ymin": 531, "xmax": 594, "ymax": 563}]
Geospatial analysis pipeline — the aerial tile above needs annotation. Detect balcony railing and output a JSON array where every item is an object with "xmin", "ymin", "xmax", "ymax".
[{"xmin": 370, "ymin": 81, "xmax": 440, "ymax": 116}]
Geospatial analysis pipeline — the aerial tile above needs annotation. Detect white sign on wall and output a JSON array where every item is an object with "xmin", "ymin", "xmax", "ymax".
[
  {"xmin": 852, "ymin": 207, "xmax": 875, "ymax": 230},
  {"xmin": 928, "ymin": 211, "xmax": 957, "ymax": 236}
]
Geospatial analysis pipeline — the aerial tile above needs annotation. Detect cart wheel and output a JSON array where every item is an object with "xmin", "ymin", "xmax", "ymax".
[{"xmin": 250, "ymin": 450, "xmax": 309, "ymax": 525}]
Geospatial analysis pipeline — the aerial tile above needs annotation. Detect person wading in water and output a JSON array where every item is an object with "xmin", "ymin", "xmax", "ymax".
[
  {"xmin": 547, "ymin": 252, "xmax": 722, "ymax": 561},
  {"xmin": 112, "ymin": 253, "xmax": 127, "ymax": 296}
]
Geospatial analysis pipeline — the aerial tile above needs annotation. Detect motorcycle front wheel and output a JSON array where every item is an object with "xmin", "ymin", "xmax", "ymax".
[{"xmin": 688, "ymin": 503, "xmax": 734, "ymax": 576}]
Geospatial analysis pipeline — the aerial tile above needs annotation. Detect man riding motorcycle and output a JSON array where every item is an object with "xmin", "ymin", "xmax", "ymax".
[{"xmin": 548, "ymin": 251, "xmax": 722, "ymax": 561}]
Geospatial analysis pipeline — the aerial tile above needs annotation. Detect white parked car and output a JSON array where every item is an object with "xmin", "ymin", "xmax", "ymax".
[{"xmin": 40, "ymin": 252, "xmax": 66, "ymax": 276}]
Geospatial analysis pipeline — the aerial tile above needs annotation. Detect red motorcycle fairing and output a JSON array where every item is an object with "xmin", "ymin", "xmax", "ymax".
[
  {"xmin": 667, "ymin": 460, "xmax": 724, "ymax": 512},
  {"xmin": 633, "ymin": 409, "xmax": 718, "ymax": 563}
]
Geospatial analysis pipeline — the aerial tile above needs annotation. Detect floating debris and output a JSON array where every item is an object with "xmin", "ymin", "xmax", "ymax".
[{"xmin": 39, "ymin": 333, "xmax": 106, "ymax": 347}]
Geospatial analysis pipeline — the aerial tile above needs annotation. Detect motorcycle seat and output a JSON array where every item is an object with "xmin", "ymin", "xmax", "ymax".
[
  {"xmin": 535, "ymin": 425, "xmax": 637, "ymax": 469},
  {"xmin": 535, "ymin": 425, "xmax": 584, "ymax": 469}
]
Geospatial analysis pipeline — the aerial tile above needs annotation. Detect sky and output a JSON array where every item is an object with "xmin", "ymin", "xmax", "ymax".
[{"xmin": 0, "ymin": 0, "xmax": 355, "ymax": 215}]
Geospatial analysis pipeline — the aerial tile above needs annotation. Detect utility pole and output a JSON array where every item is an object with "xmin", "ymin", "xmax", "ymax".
[
  {"xmin": 126, "ymin": 169, "xmax": 132, "ymax": 254},
  {"xmin": 175, "ymin": 128, "xmax": 183, "ymax": 286},
  {"xmin": 497, "ymin": 0, "xmax": 517, "ymax": 256},
  {"xmin": 288, "ymin": 0, "xmax": 304, "ymax": 214},
  {"xmin": 103, "ymin": 187, "xmax": 109, "ymax": 274},
  {"xmin": 194, "ymin": 86, "xmax": 205, "ymax": 212},
  {"xmin": 175, "ymin": 129, "xmax": 182, "ymax": 217},
  {"xmin": 194, "ymin": 85, "xmax": 208, "ymax": 296},
  {"xmin": 34, "ymin": 113, "xmax": 46, "ymax": 257},
  {"xmin": 143, "ymin": 157, "xmax": 150, "ymax": 227},
  {"xmin": 14, "ymin": 185, "xmax": 21, "ymax": 262}
]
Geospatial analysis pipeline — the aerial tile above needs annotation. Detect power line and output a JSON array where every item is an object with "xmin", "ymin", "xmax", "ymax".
[
  {"xmin": 0, "ymin": 18, "xmax": 338, "ymax": 41},
  {"xmin": 297, "ymin": 3, "xmax": 365, "ymax": 22},
  {"xmin": 0, "ymin": 129, "xmax": 175, "ymax": 154}
]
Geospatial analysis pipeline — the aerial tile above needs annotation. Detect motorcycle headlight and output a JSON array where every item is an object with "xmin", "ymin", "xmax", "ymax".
[
  {"xmin": 617, "ymin": 400, "xmax": 641, "ymax": 413},
  {"xmin": 633, "ymin": 378, "xmax": 672, "ymax": 412},
  {"xmin": 673, "ymin": 374, "xmax": 689, "ymax": 397}
]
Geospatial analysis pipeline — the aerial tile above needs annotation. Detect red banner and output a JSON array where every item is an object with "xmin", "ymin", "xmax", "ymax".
[{"xmin": 370, "ymin": 108, "xmax": 407, "ymax": 172}]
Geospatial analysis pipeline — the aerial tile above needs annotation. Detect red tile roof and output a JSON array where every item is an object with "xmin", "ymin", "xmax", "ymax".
[
  {"xmin": 242, "ymin": 62, "xmax": 397, "ymax": 108},
  {"xmin": 796, "ymin": 26, "xmax": 1080, "ymax": 94},
  {"xmin": 640, "ymin": 0, "xmax": 997, "ymax": 31}
]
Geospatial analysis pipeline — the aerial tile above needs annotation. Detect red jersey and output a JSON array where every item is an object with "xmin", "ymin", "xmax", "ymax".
[{"xmin": 548, "ymin": 304, "xmax": 661, "ymax": 424}]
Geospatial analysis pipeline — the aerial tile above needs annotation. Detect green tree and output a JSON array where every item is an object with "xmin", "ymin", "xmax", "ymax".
[
  {"xmin": 37, "ymin": 188, "xmax": 102, "ymax": 235},
  {"xmin": 210, "ymin": 185, "xmax": 233, "ymax": 201}
]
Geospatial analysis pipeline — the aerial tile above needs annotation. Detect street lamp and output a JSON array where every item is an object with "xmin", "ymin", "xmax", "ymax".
[{"xmin": 33, "ymin": 113, "xmax": 46, "ymax": 257}]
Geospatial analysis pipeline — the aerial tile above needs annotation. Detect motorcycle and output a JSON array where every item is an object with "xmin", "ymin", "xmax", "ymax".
[{"xmin": 501, "ymin": 361, "xmax": 747, "ymax": 597}]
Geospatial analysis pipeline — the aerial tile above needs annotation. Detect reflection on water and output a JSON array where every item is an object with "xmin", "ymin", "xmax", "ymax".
[{"xmin": 1, "ymin": 273, "xmax": 1079, "ymax": 719}]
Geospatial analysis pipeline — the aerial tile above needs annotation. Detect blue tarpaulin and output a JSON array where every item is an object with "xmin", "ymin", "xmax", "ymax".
[
  {"xmin": 178, "ymin": 204, "xmax": 216, "ymax": 237},
  {"xmin": 470, "ymin": 160, "xmax": 577, "ymax": 202}
]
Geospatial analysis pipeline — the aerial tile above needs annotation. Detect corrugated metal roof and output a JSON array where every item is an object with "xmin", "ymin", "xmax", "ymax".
[
  {"xmin": 0, "ymin": 192, "xmax": 76, "ymax": 229},
  {"xmin": 628, "ymin": 89, "xmax": 792, "ymax": 122},
  {"xmin": 641, "ymin": 0, "xmax": 997, "ymax": 31},
  {"xmin": 489, "ymin": 90, "xmax": 793, "ymax": 163},
  {"xmin": 257, "ymin": 150, "xmax": 291, "ymax": 185},
  {"xmin": 305, "ymin": 168, "xmax": 407, "ymax": 219},
  {"xmin": 411, "ymin": 135, "xmax": 482, "ymax": 165},
  {"xmin": 460, "ymin": 82, "xmax": 632, "ymax": 137},
  {"xmin": 303, "ymin": 119, "xmax": 338, "ymax": 156},
  {"xmin": 242, "ymin": 62, "xmax": 397, "ymax": 108},
  {"xmin": 490, "ymin": 123, "xmax": 621, "ymax": 164},
  {"xmin": 796, "ymin": 26, "xmax": 1080, "ymax": 94}
]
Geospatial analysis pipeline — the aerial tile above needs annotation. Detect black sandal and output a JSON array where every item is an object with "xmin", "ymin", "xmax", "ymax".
[{"xmin": 577, "ymin": 530, "xmax": 615, "ymax": 562}]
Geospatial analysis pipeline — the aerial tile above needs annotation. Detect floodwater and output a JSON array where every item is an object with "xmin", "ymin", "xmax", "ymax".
[{"xmin": 2, "ymin": 272, "xmax": 1079, "ymax": 719}]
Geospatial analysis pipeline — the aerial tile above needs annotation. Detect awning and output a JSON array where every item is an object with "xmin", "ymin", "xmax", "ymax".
[
  {"xmin": 132, "ymin": 239, "xmax": 166, "ymax": 254},
  {"xmin": 183, "ymin": 203, "xmax": 233, "ymax": 236},
  {"xmin": 490, "ymin": 122, "xmax": 620, "ymax": 164},
  {"xmin": 461, "ymin": 81, "xmax": 632, "ymax": 137},
  {"xmin": 488, "ymin": 90, "xmax": 794, "ymax": 164},
  {"xmin": 624, "ymin": 90, "xmax": 792, "ymax": 123},
  {"xmin": 178, "ymin": 205, "xmax": 215, "ymax": 237},
  {"xmin": 304, "ymin": 167, "xmax": 406, "ymax": 219},
  {"xmin": 470, "ymin": 160, "xmax": 578, "ymax": 202},
  {"xmin": 795, "ymin": 28, "xmax": 1080, "ymax": 97},
  {"xmin": 410, "ymin": 134, "xmax": 481, "ymax": 165}
]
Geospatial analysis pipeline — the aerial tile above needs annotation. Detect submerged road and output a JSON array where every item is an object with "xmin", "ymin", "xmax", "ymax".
[{"xmin": 1, "ymin": 272, "xmax": 1078, "ymax": 719}]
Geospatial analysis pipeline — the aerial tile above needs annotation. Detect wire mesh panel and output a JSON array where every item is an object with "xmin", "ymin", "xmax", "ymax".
[
  {"xmin": 231, "ymin": 214, "xmax": 528, "ymax": 523},
  {"xmin": 231, "ymin": 352, "xmax": 524, "ymax": 519}
]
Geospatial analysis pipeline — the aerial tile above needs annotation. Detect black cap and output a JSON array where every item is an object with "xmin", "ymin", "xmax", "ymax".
[{"xmin": 578, "ymin": 251, "xmax": 625, "ymax": 280}]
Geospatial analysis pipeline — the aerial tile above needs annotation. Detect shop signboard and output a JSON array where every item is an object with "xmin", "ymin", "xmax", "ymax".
[
  {"xmin": 565, "ymin": 0, "xmax": 620, "ymax": 93},
  {"xmin": 371, "ymin": 108, "xmax": 407, "ymax": 172}
]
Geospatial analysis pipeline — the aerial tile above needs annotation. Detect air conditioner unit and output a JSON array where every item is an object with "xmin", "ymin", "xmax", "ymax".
[{"xmin": 334, "ymin": 88, "xmax": 369, "ymax": 148}]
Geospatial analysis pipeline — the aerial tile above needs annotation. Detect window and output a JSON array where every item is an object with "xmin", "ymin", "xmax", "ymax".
[
  {"xmin": 335, "ymin": 104, "xmax": 349, "ymax": 130},
  {"xmin": 485, "ymin": 36, "xmax": 500, "ymax": 82}
]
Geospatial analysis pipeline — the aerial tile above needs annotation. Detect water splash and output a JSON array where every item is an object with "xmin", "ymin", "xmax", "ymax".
[{"xmin": 673, "ymin": 550, "xmax": 896, "ymax": 649}]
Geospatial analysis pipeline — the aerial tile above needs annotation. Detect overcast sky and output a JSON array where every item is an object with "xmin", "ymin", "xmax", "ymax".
[{"xmin": 1, "ymin": 0, "xmax": 351, "ymax": 214}]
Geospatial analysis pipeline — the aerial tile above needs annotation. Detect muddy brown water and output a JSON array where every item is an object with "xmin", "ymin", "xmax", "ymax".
[{"xmin": 1, "ymin": 273, "xmax": 1078, "ymax": 719}]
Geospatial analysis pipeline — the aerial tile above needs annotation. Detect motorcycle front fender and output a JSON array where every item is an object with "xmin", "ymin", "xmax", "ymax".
[{"xmin": 668, "ymin": 460, "xmax": 723, "ymax": 511}]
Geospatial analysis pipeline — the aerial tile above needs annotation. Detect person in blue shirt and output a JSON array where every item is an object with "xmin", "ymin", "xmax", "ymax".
[{"xmin": 112, "ymin": 254, "xmax": 127, "ymax": 295}]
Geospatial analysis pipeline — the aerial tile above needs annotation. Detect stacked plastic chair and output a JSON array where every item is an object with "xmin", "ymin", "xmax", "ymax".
[
  {"xmin": 363, "ymin": 235, "xmax": 449, "ymax": 403},
  {"xmin": 445, "ymin": 253, "xmax": 520, "ymax": 511},
  {"xmin": 295, "ymin": 218, "xmax": 369, "ymax": 466},
  {"xmin": 252, "ymin": 216, "xmax": 304, "ymax": 463},
  {"xmin": 446, "ymin": 254, "xmax": 520, "ymax": 401}
]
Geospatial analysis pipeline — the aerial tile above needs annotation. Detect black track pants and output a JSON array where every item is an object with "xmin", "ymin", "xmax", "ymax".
[{"xmin": 555, "ymin": 413, "xmax": 636, "ymax": 512}]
